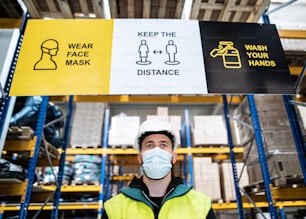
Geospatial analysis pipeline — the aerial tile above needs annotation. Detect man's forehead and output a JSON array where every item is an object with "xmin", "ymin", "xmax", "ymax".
[{"xmin": 142, "ymin": 133, "xmax": 172, "ymax": 142}]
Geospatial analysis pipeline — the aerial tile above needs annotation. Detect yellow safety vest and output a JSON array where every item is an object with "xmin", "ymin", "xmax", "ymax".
[{"xmin": 104, "ymin": 187, "xmax": 212, "ymax": 219}]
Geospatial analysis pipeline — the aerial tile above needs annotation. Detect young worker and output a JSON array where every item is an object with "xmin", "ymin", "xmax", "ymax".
[{"xmin": 102, "ymin": 118, "xmax": 216, "ymax": 219}]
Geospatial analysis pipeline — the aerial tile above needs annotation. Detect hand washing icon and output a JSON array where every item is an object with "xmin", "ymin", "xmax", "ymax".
[{"xmin": 210, "ymin": 41, "xmax": 241, "ymax": 69}]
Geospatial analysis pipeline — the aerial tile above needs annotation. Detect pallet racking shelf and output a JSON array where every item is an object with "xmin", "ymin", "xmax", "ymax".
[{"xmin": 0, "ymin": 9, "xmax": 305, "ymax": 218}]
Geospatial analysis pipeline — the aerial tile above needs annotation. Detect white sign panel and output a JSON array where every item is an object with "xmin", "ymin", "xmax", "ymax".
[{"xmin": 110, "ymin": 19, "xmax": 208, "ymax": 94}]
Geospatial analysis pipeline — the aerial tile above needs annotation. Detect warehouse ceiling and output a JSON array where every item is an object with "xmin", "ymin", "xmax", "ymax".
[
  {"xmin": 1, "ymin": 0, "xmax": 269, "ymax": 21},
  {"xmin": 0, "ymin": 0, "xmax": 305, "ymax": 77}
]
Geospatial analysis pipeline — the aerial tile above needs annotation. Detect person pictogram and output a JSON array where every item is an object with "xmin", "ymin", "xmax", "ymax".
[
  {"xmin": 34, "ymin": 39, "xmax": 59, "ymax": 70},
  {"xmin": 165, "ymin": 40, "xmax": 180, "ymax": 65},
  {"xmin": 136, "ymin": 40, "xmax": 151, "ymax": 65}
]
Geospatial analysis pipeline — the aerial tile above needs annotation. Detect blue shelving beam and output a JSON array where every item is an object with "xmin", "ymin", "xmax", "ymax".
[
  {"xmin": 51, "ymin": 96, "xmax": 74, "ymax": 219},
  {"xmin": 222, "ymin": 95, "xmax": 244, "ymax": 219},
  {"xmin": 98, "ymin": 108, "xmax": 110, "ymax": 219},
  {"xmin": 184, "ymin": 109, "xmax": 193, "ymax": 186},
  {"xmin": 282, "ymin": 95, "xmax": 306, "ymax": 183},
  {"xmin": 0, "ymin": 12, "xmax": 29, "ymax": 137},
  {"xmin": 247, "ymin": 95, "xmax": 279, "ymax": 219},
  {"xmin": 19, "ymin": 96, "xmax": 49, "ymax": 219},
  {"xmin": 180, "ymin": 122, "xmax": 188, "ymax": 185},
  {"xmin": 105, "ymin": 155, "xmax": 112, "ymax": 201}
]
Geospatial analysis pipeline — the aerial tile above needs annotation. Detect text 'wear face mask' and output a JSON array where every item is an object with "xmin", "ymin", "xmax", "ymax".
[{"xmin": 142, "ymin": 147, "xmax": 172, "ymax": 179}]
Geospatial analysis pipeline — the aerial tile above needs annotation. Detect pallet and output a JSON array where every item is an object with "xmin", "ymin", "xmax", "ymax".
[
  {"xmin": 71, "ymin": 145, "xmax": 101, "ymax": 149},
  {"xmin": 40, "ymin": 140, "xmax": 59, "ymax": 158},
  {"xmin": 108, "ymin": 145, "xmax": 134, "ymax": 149},
  {"xmin": 192, "ymin": 144, "xmax": 229, "ymax": 148},
  {"xmin": 6, "ymin": 126, "xmax": 34, "ymax": 140},
  {"xmin": 244, "ymin": 176, "xmax": 305, "ymax": 194},
  {"xmin": 70, "ymin": 180, "xmax": 100, "ymax": 186}
]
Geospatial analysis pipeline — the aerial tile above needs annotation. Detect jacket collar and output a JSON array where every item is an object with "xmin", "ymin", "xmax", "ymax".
[
  {"xmin": 120, "ymin": 175, "xmax": 192, "ymax": 208},
  {"xmin": 128, "ymin": 175, "xmax": 183, "ymax": 196}
]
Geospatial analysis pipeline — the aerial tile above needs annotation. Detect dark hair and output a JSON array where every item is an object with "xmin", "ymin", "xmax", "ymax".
[{"xmin": 138, "ymin": 131, "xmax": 174, "ymax": 150}]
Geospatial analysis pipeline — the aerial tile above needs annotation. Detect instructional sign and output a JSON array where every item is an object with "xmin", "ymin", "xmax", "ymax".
[
  {"xmin": 9, "ymin": 19, "xmax": 295, "ymax": 96},
  {"xmin": 109, "ymin": 19, "xmax": 207, "ymax": 94},
  {"xmin": 199, "ymin": 21, "xmax": 294, "ymax": 94},
  {"xmin": 10, "ymin": 19, "xmax": 113, "ymax": 96}
]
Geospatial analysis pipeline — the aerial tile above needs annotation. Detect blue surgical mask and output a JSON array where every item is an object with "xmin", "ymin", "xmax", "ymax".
[{"xmin": 141, "ymin": 147, "xmax": 172, "ymax": 179}]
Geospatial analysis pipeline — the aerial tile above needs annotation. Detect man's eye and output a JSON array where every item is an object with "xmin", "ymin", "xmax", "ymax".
[
  {"xmin": 145, "ymin": 144, "xmax": 154, "ymax": 149},
  {"xmin": 160, "ymin": 143, "xmax": 168, "ymax": 148}
]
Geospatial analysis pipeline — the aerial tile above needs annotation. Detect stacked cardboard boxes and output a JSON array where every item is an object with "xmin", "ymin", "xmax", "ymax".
[
  {"xmin": 233, "ymin": 96, "xmax": 303, "ymax": 186},
  {"xmin": 193, "ymin": 157, "xmax": 222, "ymax": 201},
  {"xmin": 220, "ymin": 162, "xmax": 249, "ymax": 202},
  {"xmin": 193, "ymin": 158, "xmax": 250, "ymax": 202}
]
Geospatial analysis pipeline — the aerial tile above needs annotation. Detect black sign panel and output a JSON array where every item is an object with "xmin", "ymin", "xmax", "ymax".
[{"xmin": 199, "ymin": 21, "xmax": 295, "ymax": 94}]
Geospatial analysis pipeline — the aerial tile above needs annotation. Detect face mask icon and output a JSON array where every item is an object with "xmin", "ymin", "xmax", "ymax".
[
  {"xmin": 210, "ymin": 41, "xmax": 241, "ymax": 69},
  {"xmin": 34, "ymin": 39, "xmax": 59, "ymax": 70}
]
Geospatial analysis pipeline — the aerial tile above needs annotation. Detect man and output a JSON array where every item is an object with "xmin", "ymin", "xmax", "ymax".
[{"xmin": 103, "ymin": 118, "xmax": 216, "ymax": 219}]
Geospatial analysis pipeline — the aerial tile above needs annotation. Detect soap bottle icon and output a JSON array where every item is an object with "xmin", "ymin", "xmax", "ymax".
[{"xmin": 210, "ymin": 41, "xmax": 241, "ymax": 69}]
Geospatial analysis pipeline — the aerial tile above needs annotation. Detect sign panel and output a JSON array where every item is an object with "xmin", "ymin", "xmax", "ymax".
[
  {"xmin": 9, "ymin": 19, "xmax": 295, "ymax": 96},
  {"xmin": 109, "ymin": 19, "xmax": 207, "ymax": 94},
  {"xmin": 199, "ymin": 21, "xmax": 295, "ymax": 94},
  {"xmin": 10, "ymin": 19, "xmax": 113, "ymax": 96}
]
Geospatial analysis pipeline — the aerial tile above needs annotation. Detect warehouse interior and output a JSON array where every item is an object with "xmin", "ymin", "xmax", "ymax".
[{"xmin": 0, "ymin": 0, "xmax": 306, "ymax": 219}]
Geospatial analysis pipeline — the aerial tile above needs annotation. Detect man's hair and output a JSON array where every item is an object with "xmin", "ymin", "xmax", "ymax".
[{"xmin": 138, "ymin": 131, "xmax": 175, "ymax": 151}]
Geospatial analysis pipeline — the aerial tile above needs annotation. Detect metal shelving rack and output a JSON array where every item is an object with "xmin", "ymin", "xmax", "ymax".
[
  {"xmin": 51, "ymin": 95, "xmax": 74, "ymax": 219},
  {"xmin": 1, "ymin": 96, "xmax": 306, "ymax": 218},
  {"xmin": 18, "ymin": 96, "xmax": 49, "ymax": 219},
  {"xmin": 223, "ymin": 95, "xmax": 245, "ymax": 219},
  {"xmin": 0, "ymin": 12, "xmax": 305, "ymax": 219},
  {"xmin": 247, "ymin": 95, "xmax": 279, "ymax": 219}
]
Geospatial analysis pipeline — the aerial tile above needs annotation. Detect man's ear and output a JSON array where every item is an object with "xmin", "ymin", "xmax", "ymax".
[
  {"xmin": 172, "ymin": 152, "xmax": 177, "ymax": 164},
  {"xmin": 137, "ymin": 153, "xmax": 142, "ymax": 164}
]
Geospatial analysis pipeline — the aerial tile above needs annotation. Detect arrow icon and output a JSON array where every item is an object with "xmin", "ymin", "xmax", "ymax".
[{"xmin": 153, "ymin": 50, "xmax": 162, "ymax": 54}]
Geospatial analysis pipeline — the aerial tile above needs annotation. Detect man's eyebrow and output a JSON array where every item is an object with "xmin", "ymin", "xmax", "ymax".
[{"xmin": 143, "ymin": 139, "xmax": 169, "ymax": 144}]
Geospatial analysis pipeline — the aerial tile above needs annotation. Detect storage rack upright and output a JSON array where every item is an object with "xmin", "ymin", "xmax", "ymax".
[{"xmin": 0, "ymin": 10, "xmax": 306, "ymax": 219}]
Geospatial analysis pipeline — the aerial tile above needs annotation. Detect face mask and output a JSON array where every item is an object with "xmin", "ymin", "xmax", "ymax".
[{"xmin": 141, "ymin": 147, "xmax": 172, "ymax": 179}]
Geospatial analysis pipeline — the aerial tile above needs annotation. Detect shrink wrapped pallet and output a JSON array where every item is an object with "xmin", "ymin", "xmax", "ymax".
[
  {"xmin": 247, "ymin": 152, "xmax": 303, "ymax": 186},
  {"xmin": 69, "ymin": 102, "xmax": 105, "ymax": 147},
  {"xmin": 108, "ymin": 114, "xmax": 140, "ymax": 147},
  {"xmin": 192, "ymin": 115, "xmax": 228, "ymax": 145}
]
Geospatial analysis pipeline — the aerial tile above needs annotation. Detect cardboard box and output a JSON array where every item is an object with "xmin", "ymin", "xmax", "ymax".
[
  {"xmin": 193, "ymin": 157, "xmax": 222, "ymax": 201},
  {"xmin": 220, "ymin": 162, "xmax": 249, "ymax": 202}
]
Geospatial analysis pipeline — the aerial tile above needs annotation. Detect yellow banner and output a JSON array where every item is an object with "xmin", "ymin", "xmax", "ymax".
[{"xmin": 10, "ymin": 19, "xmax": 113, "ymax": 96}]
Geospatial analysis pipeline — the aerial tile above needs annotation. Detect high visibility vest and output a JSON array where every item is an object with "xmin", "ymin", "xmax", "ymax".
[{"xmin": 104, "ymin": 186, "xmax": 212, "ymax": 219}]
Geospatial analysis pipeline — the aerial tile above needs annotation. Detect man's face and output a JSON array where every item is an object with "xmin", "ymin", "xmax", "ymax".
[{"xmin": 137, "ymin": 133, "xmax": 177, "ymax": 166}]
